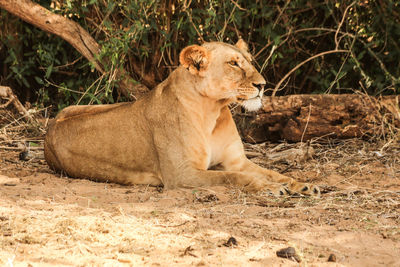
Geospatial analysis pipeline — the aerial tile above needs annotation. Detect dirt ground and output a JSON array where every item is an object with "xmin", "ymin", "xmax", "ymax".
[{"xmin": 1, "ymin": 116, "xmax": 400, "ymax": 266}]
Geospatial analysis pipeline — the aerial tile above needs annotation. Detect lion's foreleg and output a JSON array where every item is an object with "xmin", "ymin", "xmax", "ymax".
[
  {"xmin": 180, "ymin": 169, "xmax": 288, "ymax": 194},
  {"xmin": 239, "ymin": 159, "xmax": 320, "ymax": 196},
  {"xmin": 219, "ymin": 142, "xmax": 319, "ymax": 196}
]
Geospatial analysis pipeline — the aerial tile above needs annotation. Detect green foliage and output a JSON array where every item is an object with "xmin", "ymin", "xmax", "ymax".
[{"xmin": 0, "ymin": 0, "xmax": 399, "ymax": 112}]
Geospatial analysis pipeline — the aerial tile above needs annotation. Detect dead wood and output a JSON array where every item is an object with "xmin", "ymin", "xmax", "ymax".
[
  {"xmin": 0, "ymin": 0, "xmax": 149, "ymax": 99},
  {"xmin": 266, "ymin": 143, "xmax": 314, "ymax": 164},
  {"xmin": 0, "ymin": 85, "xmax": 31, "ymax": 119},
  {"xmin": 236, "ymin": 94, "xmax": 400, "ymax": 143}
]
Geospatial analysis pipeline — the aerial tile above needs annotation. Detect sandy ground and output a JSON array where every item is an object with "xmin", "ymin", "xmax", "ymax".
[{"xmin": 1, "ymin": 136, "xmax": 400, "ymax": 266}]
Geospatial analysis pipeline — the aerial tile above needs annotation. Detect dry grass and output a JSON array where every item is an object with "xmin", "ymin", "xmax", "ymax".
[
  {"xmin": 1, "ymin": 106, "xmax": 400, "ymax": 266},
  {"xmin": 244, "ymin": 138, "xmax": 400, "ymax": 237}
]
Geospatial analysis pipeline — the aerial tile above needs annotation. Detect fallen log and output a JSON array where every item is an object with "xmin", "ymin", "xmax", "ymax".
[{"xmin": 235, "ymin": 94, "xmax": 400, "ymax": 143}]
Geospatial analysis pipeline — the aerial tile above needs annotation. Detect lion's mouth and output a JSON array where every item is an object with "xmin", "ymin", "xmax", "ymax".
[
  {"xmin": 237, "ymin": 88, "xmax": 264, "ymax": 102},
  {"xmin": 239, "ymin": 96, "xmax": 263, "ymax": 112},
  {"xmin": 237, "ymin": 95, "xmax": 260, "ymax": 101}
]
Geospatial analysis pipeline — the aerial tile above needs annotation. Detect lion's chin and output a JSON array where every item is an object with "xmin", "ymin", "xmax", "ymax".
[{"xmin": 241, "ymin": 97, "xmax": 263, "ymax": 112}]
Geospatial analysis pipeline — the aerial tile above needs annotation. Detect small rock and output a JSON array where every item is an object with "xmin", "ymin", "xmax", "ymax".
[
  {"xmin": 276, "ymin": 247, "xmax": 301, "ymax": 262},
  {"xmin": 3, "ymin": 183, "xmax": 17, "ymax": 186},
  {"xmin": 0, "ymin": 216, "xmax": 9, "ymax": 221},
  {"xmin": 3, "ymin": 231, "xmax": 12, "ymax": 237},
  {"xmin": 19, "ymin": 151, "xmax": 33, "ymax": 161},
  {"xmin": 0, "ymin": 175, "xmax": 20, "ymax": 186},
  {"xmin": 223, "ymin": 236, "xmax": 238, "ymax": 247},
  {"xmin": 327, "ymin": 253, "xmax": 336, "ymax": 262}
]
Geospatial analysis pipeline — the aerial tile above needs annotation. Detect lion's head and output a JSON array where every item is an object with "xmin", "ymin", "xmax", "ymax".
[{"xmin": 179, "ymin": 40, "xmax": 266, "ymax": 111}]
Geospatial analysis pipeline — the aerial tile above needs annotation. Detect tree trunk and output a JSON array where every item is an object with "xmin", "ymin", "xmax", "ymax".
[
  {"xmin": 236, "ymin": 94, "xmax": 400, "ymax": 143},
  {"xmin": 0, "ymin": 0, "xmax": 149, "ymax": 99}
]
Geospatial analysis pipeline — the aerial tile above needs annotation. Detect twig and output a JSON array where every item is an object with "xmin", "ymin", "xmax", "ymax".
[
  {"xmin": 300, "ymin": 104, "xmax": 312, "ymax": 143},
  {"xmin": 273, "ymin": 1, "xmax": 291, "ymax": 29},
  {"xmin": 326, "ymin": 33, "xmax": 355, "ymax": 93},
  {"xmin": 335, "ymin": 1, "xmax": 356, "ymax": 50},
  {"xmin": 38, "ymin": 56, "xmax": 83, "ymax": 71},
  {"xmin": 260, "ymin": 45, "xmax": 277, "ymax": 73},
  {"xmin": 0, "ymin": 146, "xmax": 43, "ymax": 150},
  {"xmin": 325, "ymin": 52, "xmax": 351, "ymax": 93},
  {"xmin": 230, "ymin": 0, "xmax": 246, "ymax": 11},
  {"xmin": 154, "ymin": 221, "xmax": 190, "ymax": 228},
  {"xmin": 218, "ymin": 4, "xmax": 237, "ymax": 41},
  {"xmin": 185, "ymin": 9, "xmax": 204, "ymax": 43}
]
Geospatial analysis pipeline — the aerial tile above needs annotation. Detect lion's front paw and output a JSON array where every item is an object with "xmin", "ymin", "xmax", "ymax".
[
  {"xmin": 266, "ymin": 183, "xmax": 292, "ymax": 196},
  {"xmin": 245, "ymin": 179, "xmax": 291, "ymax": 196},
  {"xmin": 290, "ymin": 182, "xmax": 320, "ymax": 197}
]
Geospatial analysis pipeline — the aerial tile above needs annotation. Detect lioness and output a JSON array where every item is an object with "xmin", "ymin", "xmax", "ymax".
[{"xmin": 45, "ymin": 40, "xmax": 319, "ymax": 196}]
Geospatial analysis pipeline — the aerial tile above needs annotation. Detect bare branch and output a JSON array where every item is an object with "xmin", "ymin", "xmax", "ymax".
[
  {"xmin": 272, "ymin": 50, "xmax": 349, "ymax": 96},
  {"xmin": 281, "ymin": 27, "xmax": 399, "ymax": 86},
  {"xmin": 335, "ymin": 1, "xmax": 356, "ymax": 50}
]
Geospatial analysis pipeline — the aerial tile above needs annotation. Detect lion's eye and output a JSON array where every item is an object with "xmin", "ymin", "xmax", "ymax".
[{"xmin": 228, "ymin": 60, "xmax": 239, "ymax": 67}]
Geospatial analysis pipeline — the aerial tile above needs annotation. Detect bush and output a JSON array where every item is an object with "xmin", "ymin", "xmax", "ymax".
[{"xmin": 0, "ymin": 0, "xmax": 399, "ymax": 111}]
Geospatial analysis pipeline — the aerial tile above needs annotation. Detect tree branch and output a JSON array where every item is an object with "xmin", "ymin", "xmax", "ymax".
[{"xmin": 0, "ymin": 0, "xmax": 149, "ymax": 100}]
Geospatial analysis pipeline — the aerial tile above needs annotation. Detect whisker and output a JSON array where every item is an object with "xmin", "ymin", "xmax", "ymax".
[{"xmin": 221, "ymin": 90, "xmax": 237, "ymax": 98}]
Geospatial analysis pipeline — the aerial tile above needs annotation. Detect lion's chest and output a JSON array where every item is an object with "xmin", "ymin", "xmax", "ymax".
[
  {"xmin": 190, "ymin": 104, "xmax": 230, "ymax": 170},
  {"xmin": 208, "ymin": 148, "xmax": 223, "ymax": 169},
  {"xmin": 206, "ymin": 133, "xmax": 226, "ymax": 169}
]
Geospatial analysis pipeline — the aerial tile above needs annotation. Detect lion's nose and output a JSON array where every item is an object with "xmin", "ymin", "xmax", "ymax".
[
  {"xmin": 253, "ymin": 83, "xmax": 265, "ymax": 97},
  {"xmin": 252, "ymin": 83, "xmax": 265, "ymax": 91}
]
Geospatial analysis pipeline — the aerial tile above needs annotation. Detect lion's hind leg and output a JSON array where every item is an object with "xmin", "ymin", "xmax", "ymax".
[
  {"xmin": 118, "ymin": 172, "xmax": 163, "ymax": 187},
  {"xmin": 90, "ymin": 170, "xmax": 162, "ymax": 187}
]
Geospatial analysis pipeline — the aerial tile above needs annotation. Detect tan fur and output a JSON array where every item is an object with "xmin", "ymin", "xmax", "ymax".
[{"xmin": 45, "ymin": 41, "xmax": 319, "ymax": 196}]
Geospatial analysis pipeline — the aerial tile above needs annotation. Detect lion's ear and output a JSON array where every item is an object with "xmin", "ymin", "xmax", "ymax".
[
  {"xmin": 235, "ymin": 39, "xmax": 249, "ymax": 52},
  {"xmin": 179, "ymin": 45, "xmax": 210, "ymax": 76}
]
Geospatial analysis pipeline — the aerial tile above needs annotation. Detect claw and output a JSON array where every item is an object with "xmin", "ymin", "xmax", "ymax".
[
  {"xmin": 312, "ymin": 186, "xmax": 321, "ymax": 197},
  {"xmin": 301, "ymin": 186, "xmax": 309, "ymax": 192},
  {"xmin": 265, "ymin": 184, "xmax": 291, "ymax": 196},
  {"xmin": 284, "ymin": 187, "xmax": 291, "ymax": 194}
]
